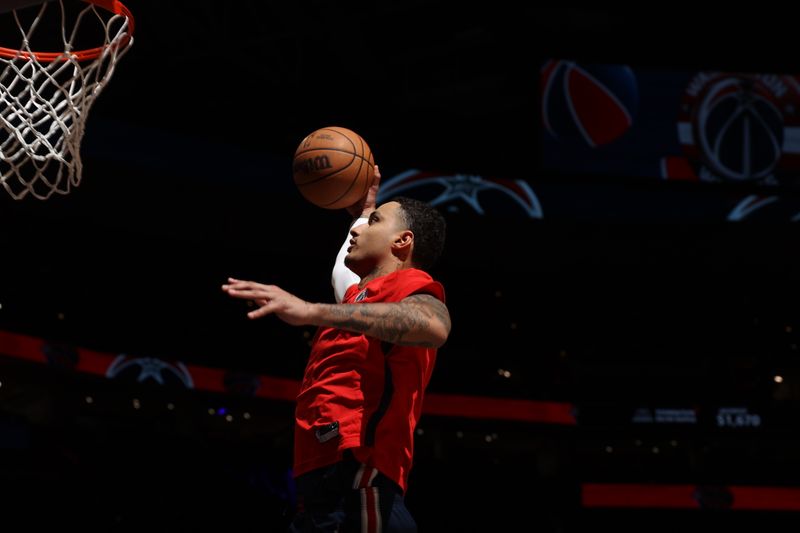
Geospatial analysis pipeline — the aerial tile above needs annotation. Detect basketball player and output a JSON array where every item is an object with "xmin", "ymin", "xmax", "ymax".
[{"xmin": 222, "ymin": 164, "xmax": 450, "ymax": 532}]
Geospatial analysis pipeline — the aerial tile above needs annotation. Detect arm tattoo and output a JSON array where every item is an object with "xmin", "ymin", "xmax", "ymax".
[
  {"xmin": 317, "ymin": 293, "xmax": 450, "ymax": 347},
  {"xmin": 405, "ymin": 294, "xmax": 452, "ymax": 332}
]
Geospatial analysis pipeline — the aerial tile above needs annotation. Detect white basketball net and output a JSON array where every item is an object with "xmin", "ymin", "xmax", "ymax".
[{"xmin": 0, "ymin": 0, "xmax": 133, "ymax": 200}]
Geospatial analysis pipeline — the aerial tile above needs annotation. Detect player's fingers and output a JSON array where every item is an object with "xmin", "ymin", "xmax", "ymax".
[
  {"xmin": 225, "ymin": 278, "xmax": 272, "ymax": 291},
  {"xmin": 225, "ymin": 287, "xmax": 267, "ymax": 300},
  {"xmin": 248, "ymin": 301, "xmax": 277, "ymax": 319}
]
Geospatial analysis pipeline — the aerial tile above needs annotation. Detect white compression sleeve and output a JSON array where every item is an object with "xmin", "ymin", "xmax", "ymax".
[{"xmin": 332, "ymin": 217, "xmax": 368, "ymax": 303}]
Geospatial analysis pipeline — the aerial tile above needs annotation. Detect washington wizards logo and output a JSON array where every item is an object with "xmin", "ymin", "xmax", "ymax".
[
  {"xmin": 377, "ymin": 170, "xmax": 543, "ymax": 218},
  {"xmin": 676, "ymin": 72, "xmax": 800, "ymax": 184},
  {"xmin": 726, "ymin": 193, "xmax": 800, "ymax": 222},
  {"xmin": 106, "ymin": 355, "xmax": 195, "ymax": 388}
]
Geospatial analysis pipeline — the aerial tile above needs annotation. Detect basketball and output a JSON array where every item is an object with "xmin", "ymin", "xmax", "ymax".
[{"xmin": 292, "ymin": 126, "xmax": 375, "ymax": 209}]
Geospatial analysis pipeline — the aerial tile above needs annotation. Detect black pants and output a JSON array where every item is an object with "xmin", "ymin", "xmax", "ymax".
[{"xmin": 288, "ymin": 452, "xmax": 417, "ymax": 533}]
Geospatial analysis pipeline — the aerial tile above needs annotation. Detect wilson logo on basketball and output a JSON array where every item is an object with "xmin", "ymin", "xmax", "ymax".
[
  {"xmin": 678, "ymin": 72, "xmax": 800, "ymax": 184},
  {"xmin": 292, "ymin": 126, "xmax": 374, "ymax": 209},
  {"xmin": 293, "ymin": 155, "xmax": 333, "ymax": 175}
]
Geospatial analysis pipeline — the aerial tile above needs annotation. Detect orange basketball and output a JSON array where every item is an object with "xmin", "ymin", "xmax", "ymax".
[{"xmin": 292, "ymin": 126, "xmax": 375, "ymax": 210}]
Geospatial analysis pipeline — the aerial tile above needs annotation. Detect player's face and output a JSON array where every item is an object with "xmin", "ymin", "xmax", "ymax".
[{"xmin": 344, "ymin": 201, "xmax": 405, "ymax": 276}]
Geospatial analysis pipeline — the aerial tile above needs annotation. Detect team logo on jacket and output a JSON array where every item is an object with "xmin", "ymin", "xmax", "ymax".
[
  {"xmin": 678, "ymin": 72, "xmax": 800, "ymax": 184},
  {"xmin": 377, "ymin": 170, "xmax": 543, "ymax": 218}
]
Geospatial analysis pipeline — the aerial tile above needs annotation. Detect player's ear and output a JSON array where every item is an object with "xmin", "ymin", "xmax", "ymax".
[{"xmin": 392, "ymin": 230, "xmax": 413, "ymax": 254}]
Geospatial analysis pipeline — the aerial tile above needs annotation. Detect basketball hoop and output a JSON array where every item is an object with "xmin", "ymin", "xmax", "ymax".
[{"xmin": 0, "ymin": 0, "xmax": 134, "ymax": 200}]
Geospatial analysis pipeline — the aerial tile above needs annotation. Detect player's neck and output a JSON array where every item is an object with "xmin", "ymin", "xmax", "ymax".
[{"xmin": 358, "ymin": 258, "xmax": 408, "ymax": 288}]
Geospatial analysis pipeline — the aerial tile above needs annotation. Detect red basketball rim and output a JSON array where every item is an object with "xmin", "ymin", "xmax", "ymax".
[{"xmin": 0, "ymin": 0, "xmax": 134, "ymax": 62}]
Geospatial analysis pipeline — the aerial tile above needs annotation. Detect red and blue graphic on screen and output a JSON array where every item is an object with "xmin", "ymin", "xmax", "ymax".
[
  {"xmin": 540, "ymin": 59, "xmax": 800, "ymax": 189},
  {"xmin": 541, "ymin": 60, "xmax": 639, "ymax": 148}
]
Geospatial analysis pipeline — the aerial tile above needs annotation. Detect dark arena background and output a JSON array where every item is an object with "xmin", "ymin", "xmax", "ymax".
[{"xmin": 2, "ymin": 3, "xmax": 800, "ymax": 531}]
